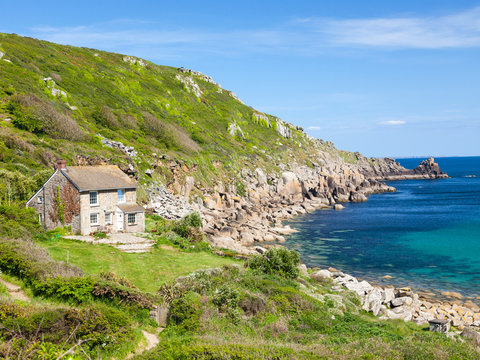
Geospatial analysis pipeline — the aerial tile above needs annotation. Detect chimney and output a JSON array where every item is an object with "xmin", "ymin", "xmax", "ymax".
[{"xmin": 56, "ymin": 159, "xmax": 66, "ymax": 171}]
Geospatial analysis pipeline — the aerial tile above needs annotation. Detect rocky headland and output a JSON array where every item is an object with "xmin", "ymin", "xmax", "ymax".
[{"xmin": 184, "ymin": 156, "xmax": 448, "ymax": 255}]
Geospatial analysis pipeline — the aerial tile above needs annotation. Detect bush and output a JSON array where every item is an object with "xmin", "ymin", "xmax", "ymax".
[
  {"xmin": 0, "ymin": 203, "xmax": 41, "ymax": 238},
  {"xmin": 8, "ymin": 94, "xmax": 84, "ymax": 140},
  {"xmin": 247, "ymin": 248, "xmax": 300, "ymax": 279},
  {"xmin": 182, "ymin": 211, "xmax": 202, "ymax": 228},
  {"xmin": 93, "ymin": 231, "xmax": 107, "ymax": 239},
  {"xmin": 169, "ymin": 291, "xmax": 203, "ymax": 331},
  {"xmin": 0, "ymin": 302, "xmax": 134, "ymax": 358},
  {"xmin": 212, "ymin": 285, "xmax": 240, "ymax": 311},
  {"xmin": 92, "ymin": 105, "xmax": 120, "ymax": 129}
]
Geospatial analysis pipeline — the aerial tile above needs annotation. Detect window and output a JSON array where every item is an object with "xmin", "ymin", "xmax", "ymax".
[
  {"xmin": 127, "ymin": 213, "xmax": 136, "ymax": 225},
  {"xmin": 118, "ymin": 189, "xmax": 125, "ymax": 203},
  {"xmin": 90, "ymin": 191, "xmax": 98, "ymax": 206},
  {"xmin": 38, "ymin": 196, "xmax": 43, "ymax": 204},
  {"xmin": 90, "ymin": 213, "xmax": 99, "ymax": 225},
  {"xmin": 105, "ymin": 212, "xmax": 112, "ymax": 224}
]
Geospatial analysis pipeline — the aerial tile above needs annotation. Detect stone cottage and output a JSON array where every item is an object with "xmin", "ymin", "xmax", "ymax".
[{"xmin": 27, "ymin": 160, "xmax": 145, "ymax": 234}]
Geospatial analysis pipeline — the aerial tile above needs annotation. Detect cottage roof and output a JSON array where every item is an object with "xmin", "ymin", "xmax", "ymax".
[
  {"xmin": 61, "ymin": 165, "xmax": 137, "ymax": 191},
  {"xmin": 117, "ymin": 203, "xmax": 145, "ymax": 213}
]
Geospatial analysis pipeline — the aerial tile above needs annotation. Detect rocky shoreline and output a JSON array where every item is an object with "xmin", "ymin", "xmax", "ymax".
[
  {"xmin": 195, "ymin": 157, "xmax": 447, "ymax": 255},
  {"xmin": 306, "ymin": 265, "xmax": 480, "ymax": 334}
]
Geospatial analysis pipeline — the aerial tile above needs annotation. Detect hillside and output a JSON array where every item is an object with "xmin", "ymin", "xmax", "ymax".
[{"xmin": 0, "ymin": 32, "xmax": 334, "ymax": 199}]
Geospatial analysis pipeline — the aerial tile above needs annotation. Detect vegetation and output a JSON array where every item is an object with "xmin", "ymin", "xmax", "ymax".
[
  {"xmin": 0, "ymin": 33, "xmax": 479, "ymax": 358},
  {"xmin": 133, "ymin": 264, "xmax": 480, "ymax": 360}
]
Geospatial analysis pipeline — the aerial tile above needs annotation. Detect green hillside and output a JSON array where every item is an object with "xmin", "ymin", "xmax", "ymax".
[{"xmin": 0, "ymin": 32, "xmax": 333, "ymax": 204}]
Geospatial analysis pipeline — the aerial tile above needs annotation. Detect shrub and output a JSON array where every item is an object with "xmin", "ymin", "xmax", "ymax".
[
  {"xmin": 0, "ymin": 302, "xmax": 134, "ymax": 358},
  {"xmin": 0, "ymin": 203, "xmax": 41, "ymax": 238},
  {"xmin": 212, "ymin": 285, "xmax": 240, "ymax": 311},
  {"xmin": 247, "ymin": 248, "xmax": 300, "ymax": 279},
  {"xmin": 8, "ymin": 94, "xmax": 84, "ymax": 140},
  {"xmin": 182, "ymin": 211, "xmax": 202, "ymax": 228},
  {"xmin": 169, "ymin": 291, "xmax": 203, "ymax": 331},
  {"xmin": 92, "ymin": 105, "xmax": 120, "ymax": 129},
  {"xmin": 33, "ymin": 276, "xmax": 95, "ymax": 303},
  {"xmin": 239, "ymin": 294, "xmax": 266, "ymax": 316},
  {"xmin": 92, "ymin": 280, "xmax": 156, "ymax": 308},
  {"xmin": 93, "ymin": 231, "xmax": 107, "ymax": 239}
]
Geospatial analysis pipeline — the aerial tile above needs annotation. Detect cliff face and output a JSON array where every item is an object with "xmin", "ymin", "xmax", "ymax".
[{"xmin": 197, "ymin": 146, "xmax": 448, "ymax": 254}]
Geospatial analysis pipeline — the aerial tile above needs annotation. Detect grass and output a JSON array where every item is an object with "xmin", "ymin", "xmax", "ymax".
[{"xmin": 38, "ymin": 238, "xmax": 239, "ymax": 293}]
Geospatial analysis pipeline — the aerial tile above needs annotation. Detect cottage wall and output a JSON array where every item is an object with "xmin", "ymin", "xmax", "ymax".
[
  {"xmin": 79, "ymin": 188, "xmax": 142, "ymax": 235},
  {"xmin": 126, "ymin": 212, "xmax": 145, "ymax": 233},
  {"xmin": 28, "ymin": 171, "xmax": 81, "ymax": 232}
]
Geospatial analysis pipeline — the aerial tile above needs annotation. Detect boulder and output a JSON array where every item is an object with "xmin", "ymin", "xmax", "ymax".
[
  {"xmin": 298, "ymin": 264, "xmax": 308, "ymax": 277},
  {"xmin": 363, "ymin": 288, "xmax": 384, "ymax": 316},
  {"xmin": 461, "ymin": 327, "xmax": 480, "ymax": 344},
  {"xmin": 391, "ymin": 296, "xmax": 413, "ymax": 308},
  {"xmin": 312, "ymin": 269, "xmax": 332, "ymax": 280},
  {"xmin": 333, "ymin": 204, "xmax": 345, "ymax": 211},
  {"xmin": 429, "ymin": 319, "xmax": 450, "ymax": 333},
  {"xmin": 350, "ymin": 192, "xmax": 367, "ymax": 203},
  {"xmin": 276, "ymin": 172, "xmax": 302, "ymax": 199},
  {"xmin": 345, "ymin": 280, "xmax": 373, "ymax": 296}
]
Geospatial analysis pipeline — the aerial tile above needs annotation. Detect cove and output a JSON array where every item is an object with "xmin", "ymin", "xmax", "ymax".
[{"xmin": 284, "ymin": 157, "xmax": 480, "ymax": 298}]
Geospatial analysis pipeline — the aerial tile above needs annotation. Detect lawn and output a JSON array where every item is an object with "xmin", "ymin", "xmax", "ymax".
[{"xmin": 38, "ymin": 238, "xmax": 240, "ymax": 293}]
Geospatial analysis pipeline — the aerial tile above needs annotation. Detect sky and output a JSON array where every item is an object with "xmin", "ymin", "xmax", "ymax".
[{"xmin": 1, "ymin": 1, "xmax": 480, "ymax": 157}]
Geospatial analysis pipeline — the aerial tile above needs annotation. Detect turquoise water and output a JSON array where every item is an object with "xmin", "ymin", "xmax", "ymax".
[{"xmin": 284, "ymin": 157, "xmax": 480, "ymax": 297}]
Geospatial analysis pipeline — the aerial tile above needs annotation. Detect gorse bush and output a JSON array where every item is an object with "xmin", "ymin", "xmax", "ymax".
[{"xmin": 247, "ymin": 248, "xmax": 300, "ymax": 279}]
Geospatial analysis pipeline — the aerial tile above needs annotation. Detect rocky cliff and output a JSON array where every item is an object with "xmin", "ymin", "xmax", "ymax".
[{"xmin": 191, "ymin": 147, "xmax": 448, "ymax": 254}]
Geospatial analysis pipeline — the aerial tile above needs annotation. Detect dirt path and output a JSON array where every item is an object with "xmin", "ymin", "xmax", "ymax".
[
  {"xmin": 126, "ymin": 328, "xmax": 162, "ymax": 358},
  {"xmin": 141, "ymin": 330, "xmax": 160, "ymax": 351},
  {"xmin": 0, "ymin": 278, "xmax": 29, "ymax": 302}
]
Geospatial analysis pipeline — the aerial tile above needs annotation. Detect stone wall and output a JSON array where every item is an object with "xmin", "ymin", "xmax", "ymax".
[{"xmin": 28, "ymin": 171, "xmax": 80, "ymax": 232}]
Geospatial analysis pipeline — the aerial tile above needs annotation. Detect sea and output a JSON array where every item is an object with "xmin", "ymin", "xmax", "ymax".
[{"xmin": 284, "ymin": 157, "xmax": 480, "ymax": 298}]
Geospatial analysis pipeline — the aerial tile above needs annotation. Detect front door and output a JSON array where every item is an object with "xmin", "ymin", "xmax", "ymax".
[{"xmin": 117, "ymin": 210, "xmax": 124, "ymax": 231}]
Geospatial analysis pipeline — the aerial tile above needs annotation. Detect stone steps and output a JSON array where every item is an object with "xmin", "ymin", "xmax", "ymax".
[{"xmin": 64, "ymin": 233, "xmax": 155, "ymax": 253}]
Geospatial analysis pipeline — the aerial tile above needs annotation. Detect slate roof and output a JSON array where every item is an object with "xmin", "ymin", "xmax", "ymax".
[
  {"xmin": 61, "ymin": 165, "xmax": 137, "ymax": 191},
  {"xmin": 117, "ymin": 203, "xmax": 145, "ymax": 213}
]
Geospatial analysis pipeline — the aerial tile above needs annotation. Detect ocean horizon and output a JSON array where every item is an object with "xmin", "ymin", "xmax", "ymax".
[{"xmin": 284, "ymin": 156, "xmax": 480, "ymax": 299}]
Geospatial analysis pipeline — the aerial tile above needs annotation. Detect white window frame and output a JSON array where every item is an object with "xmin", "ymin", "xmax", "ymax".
[
  {"xmin": 105, "ymin": 212, "xmax": 113, "ymax": 225},
  {"xmin": 90, "ymin": 213, "xmax": 99, "ymax": 226},
  {"xmin": 127, "ymin": 213, "xmax": 136, "ymax": 225},
  {"xmin": 38, "ymin": 196, "xmax": 43, "ymax": 204},
  {"xmin": 118, "ymin": 189, "xmax": 126, "ymax": 204},
  {"xmin": 90, "ymin": 191, "xmax": 99, "ymax": 206}
]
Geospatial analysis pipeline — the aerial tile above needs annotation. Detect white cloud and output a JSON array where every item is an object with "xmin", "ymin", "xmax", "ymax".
[
  {"xmin": 307, "ymin": 126, "xmax": 321, "ymax": 130},
  {"xmin": 379, "ymin": 120, "xmax": 407, "ymax": 126},
  {"xmin": 317, "ymin": 7, "xmax": 480, "ymax": 49},
  {"xmin": 26, "ymin": 6, "xmax": 480, "ymax": 61}
]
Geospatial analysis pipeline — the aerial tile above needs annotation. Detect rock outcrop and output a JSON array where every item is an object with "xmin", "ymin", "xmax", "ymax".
[
  {"xmin": 356, "ymin": 155, "xmax": 448, "ymax": 180},
  {"xmin": 317, "ymin": 268, "xmax": 480, "ymax": 330}
]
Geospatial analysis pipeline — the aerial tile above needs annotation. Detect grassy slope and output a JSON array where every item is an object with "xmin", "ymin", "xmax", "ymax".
[
  {"xmin": 0, "ymin": 32, "xmax": 331, "ymax": 200},
  {"xmin": 40, "ymin": 238, "xmax": 239, "ymax": 293}
]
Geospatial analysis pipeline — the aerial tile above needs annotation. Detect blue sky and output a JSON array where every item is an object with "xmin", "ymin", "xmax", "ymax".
[{"xmin": 2, "ymin": 1, "xmax": 480, "ymax": 157}]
